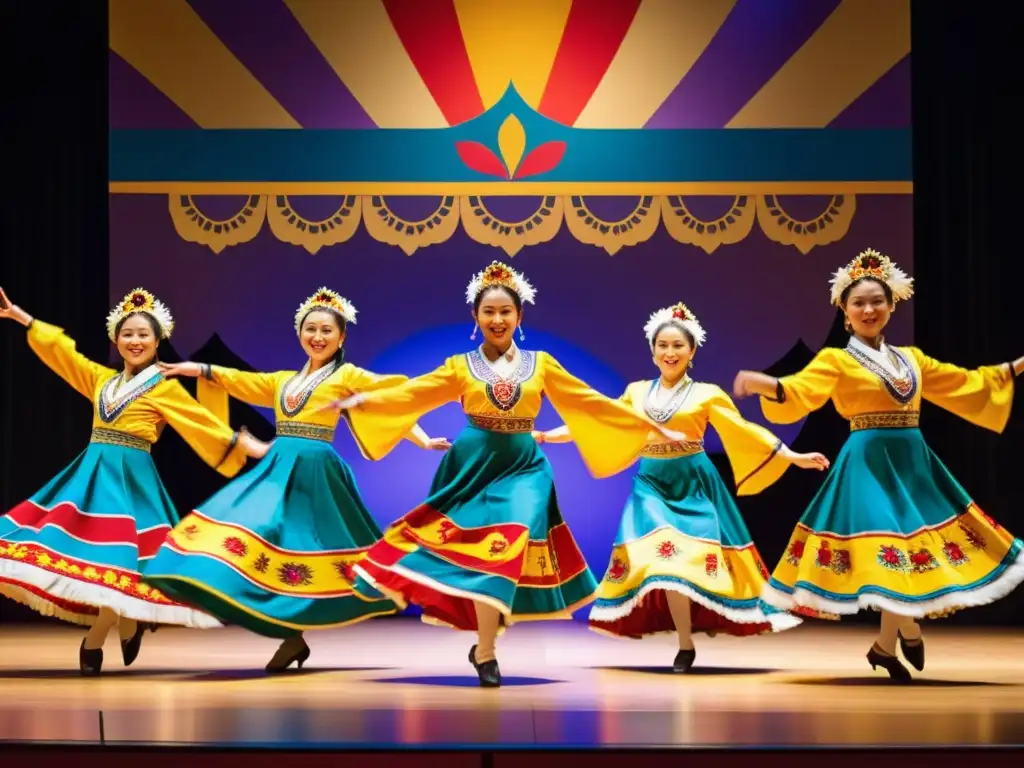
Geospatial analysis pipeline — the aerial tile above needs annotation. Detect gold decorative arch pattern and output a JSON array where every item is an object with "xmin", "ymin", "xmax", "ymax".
[{"xmin": 162, "ymin": 194, "xmax": 858, "ymax": 257}]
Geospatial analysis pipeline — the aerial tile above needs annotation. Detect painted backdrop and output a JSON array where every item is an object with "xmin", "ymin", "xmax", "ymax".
[{"xmin": 108, "ymin": 0, "xmax": 913, "ymax": 618}]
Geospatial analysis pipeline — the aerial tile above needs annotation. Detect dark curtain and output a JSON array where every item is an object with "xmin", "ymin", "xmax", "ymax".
[
  {"xmin": 1, "ymin": 2, "xmax": 1020, "ymax": 624},
  {"xmin": 906, "ymin": 1, "xmax": 1022, "ymax": 622},
  {"xmin": 0, "ymin": 3, "xmax": 110, "ymax": 621}
]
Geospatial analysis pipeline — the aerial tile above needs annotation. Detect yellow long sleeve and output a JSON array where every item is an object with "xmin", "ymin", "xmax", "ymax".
[
  {"xmin": 343, "ymin": 365, "xmax": 408, "ymax": 395},
  {"xmin": 345, "ymin": 358, "xmax": 462, "ymax": 460},
  {"xmin": 761, "ymin": 349, "xmax": 842, "ymax": 424},
  {"xmin": 337, "ymin": 365, "xmax": 418, "ymax": 455},
  {"xmin": 911, "ymin": 348, "xmax": 1015, "ymax": 433},
  {"xmin": 707, "ymin": 387, "xmax": 789, "ymax": 496},
  {"xmin": 196, "ymin": 366, "xmax": 279, "ymax": 424},
  {"xmin": 153, "ymin": 380, "xmax": 247, "ymax": 477},
  {"xmin": 542, "ymin": 354, "xmax": 652, "ymax": 479},
  {"xmin": 26, "ymin": 320, "xmax": 113, "ymax": 399}
]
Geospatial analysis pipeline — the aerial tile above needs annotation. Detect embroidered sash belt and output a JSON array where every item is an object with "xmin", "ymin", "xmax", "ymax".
[
  {"xmin": 90, "ymin": 427, "xmax": 152, "ymax": 452},
  {"xmin": 467, "ymin": 414, "xmax": 535, "ymax": 433},
  {"xmin": 276, "ymin": 422, "xmax": 335, "ymax": 442},
  {"xmin": 849, "ymin": 411, "xmax": 920, "ymax": 431},
  {"xmin": 640, "ymin": 440, "xmax": 705, "ymax": 459}
]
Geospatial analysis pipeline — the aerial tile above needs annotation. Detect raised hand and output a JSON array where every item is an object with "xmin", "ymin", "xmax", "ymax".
[
  {"xmin": 0, "ymin": 287, "xmax": 32, "ymax": 326},
  {"xmin": 157, "ymin": 362, "xmax": 203, "ymax": 378}
]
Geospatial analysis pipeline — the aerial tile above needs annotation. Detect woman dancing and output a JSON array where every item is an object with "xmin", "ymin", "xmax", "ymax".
[
  {"xmin": 732, "ymin": 249, "xmax": 1024, "ymax": 681},
  {"xmin": 325, "ymin": 262, "xmax": 686, "ymax": 687},
  {"xmin": 536, "ymin": 302, "xmax": 828, "ymax": 671},
  {"xmin": 0, "ymin": 286, "xmax": 269, "ymax": 675},
  {"xmin": 144, "ymin": 287, "xmax": 450, "ymax": 672}
]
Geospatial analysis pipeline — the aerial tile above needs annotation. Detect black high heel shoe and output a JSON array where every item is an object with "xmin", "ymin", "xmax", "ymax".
[
  {"xmin": 867, "ymin": 644, "xmax": 912, "ymax": 683},
  {"xmin": 265, "ymin": 637, "xmax": 311, "ymax": 674},
  {"xmin": 80, "ymin": 640, "xmax": 103, "ymax": 677},
  {"xmin": 898, "ymin": 630, "xmax": 925, "ymax": 671},
  {"xmin": 469, "ymin": 644, "xmax": 501, "ymax": 688},
  {"xmin": 672, "ymin": 648, "xmax": 696, "ymax": 673},
  {"xmin": 121, "ymin": 622, "xmax": 158, "ymax": 667}
]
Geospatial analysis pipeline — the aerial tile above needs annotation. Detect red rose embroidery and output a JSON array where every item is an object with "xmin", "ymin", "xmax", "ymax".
[
  {"xmin": 278, "ymin": 563, "xmax": 314, "ymax": 587},
  {"xmin": 816, "ymin": 543, "xmax": 832, "ymax": 567},
  {"xmin": 222, "ymin": 536, "xmax": 248, "ymax": 558},
  {"xmin": 705, "ymin": 553, "xmax": 719, "ymax": 577},
  {"xmin": 607, "ymin": 557, "xmax": 627, "ymax": 582},
  {"xmin": 656, "ymin": 541, "xmax": 677, "ymax": 560}
]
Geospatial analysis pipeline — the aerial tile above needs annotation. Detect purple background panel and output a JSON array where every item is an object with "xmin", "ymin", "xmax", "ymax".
[
  {"xmin": 829, "ymin": 56, "xmax": 911, "ymax": 129},
  {"xmin": 645, "ymin": 0, "xmax": 841, "ymax": 129},
  {"xmin": 185, "ymin": 0, "xmax": 376, "ymax": 129},
  {"xmin": 109, "ymin": 51, "xmax": 198, "ymax": 130}
]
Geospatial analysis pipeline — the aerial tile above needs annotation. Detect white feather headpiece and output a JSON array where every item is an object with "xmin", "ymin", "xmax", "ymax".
[
  {"xmin": 294, "ymin": 287, "xmax": 358, "ymax": 334},
  {"xmin": 106, "ymin": 288, "xmax": 174, "ymax": 342},
  {"xmin": 465, "ymin": 261, "xmax": 536, "ymax": 305},
  {"xmin": 829, "ymin": 248, "xmax": 914, "ymax": 307},
  {"xmin": 644, "ymin": 302, "xmax": 706, "ymax": 348}
]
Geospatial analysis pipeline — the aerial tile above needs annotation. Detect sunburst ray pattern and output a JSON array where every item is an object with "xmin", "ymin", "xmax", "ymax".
[{"xmin": 110, "ymin": 0, "xmax": 910, "ymax": 131}]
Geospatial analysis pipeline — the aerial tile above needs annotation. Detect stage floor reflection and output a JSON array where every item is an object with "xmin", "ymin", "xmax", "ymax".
[{"xmin": 0, "ymin": 618, "xmax": 1021, "ymax": 748}]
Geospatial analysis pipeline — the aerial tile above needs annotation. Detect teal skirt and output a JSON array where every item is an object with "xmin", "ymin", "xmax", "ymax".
[
  {"xmin": 353, "ymin": 424, "xmax": 599, "ymax": 631},
  {"xmin": 589, "ymin": 451, "xmax": 799, "ymax": 638},
  {"xmin": 763, "ymin": 426, "xmax": 1024, "ymax": 618},
  {"xmin": 0, "ymin": 440, "xmax": 217, "ymax": 627},
  {"xmin": 143, "ymin": 435, "xmax": 398, "ymax": 638}
]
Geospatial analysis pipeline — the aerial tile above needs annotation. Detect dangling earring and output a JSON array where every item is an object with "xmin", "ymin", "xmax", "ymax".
[
  {"xmin": 470, "ymin": 324, "xmax": 478, "ymax": 341},
  {"xmin": 518, "ymin": 325, "xmax": 526, "ymax": 342},
  {"xmin": 844, "ymin": 317, "xmax": 852, "ymax": 333},
  {"xmin": 687, "ymin": 359, "xmax": 693, "ymax": 369}
]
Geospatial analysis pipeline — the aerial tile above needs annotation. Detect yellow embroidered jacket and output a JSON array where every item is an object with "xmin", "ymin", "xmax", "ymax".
[
  {"xmin": 28, "ymin": 321, "xmax": 247, "ymax": 476},
  {"xmin": 196, "ymin": 360, "xmax": 415, "ymax": 455},
  {"xmin": 762, "ymin": 345, "xmax": 1014, "ymax": 433},
  {"xmin": 621, "ymin": 379, "xmax": 790, "ymax": 496},
  {"xmin": 346, "ymin": 350, "xmax": 659, "ymax": 479}
]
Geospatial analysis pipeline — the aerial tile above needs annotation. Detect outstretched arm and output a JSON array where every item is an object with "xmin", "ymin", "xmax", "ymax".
[
  {"xmin": 326, "ymin": 359, "xmax": 463, "ymax": 460},
  {"xmin": 339, "ymin": 364, "xmax": 452, "ymax": 453},
  {"xmin": 707, "ymin": 387, "xmax": 828, "ymax": 496},
  {"xmin": 153, "ymin": 380, "xmax": 271, "ymax": 478},
  {"xmin": 541, "ymin": 355, "xmax": 686, "ymax": 478},
  {"xmin": 1, "ymin": 287, "xmax": 112, "ymax": 399},
  {"xmin": 159, "ymin": 361, "xmax": 279, "ymax": 426},
  {"xmin": 735, "ymin": 349, "xmax": 841, "ymax": 424},
  {"xmin": 911, "ymin": 348, "xmax": 1019, "ymax": 433}
]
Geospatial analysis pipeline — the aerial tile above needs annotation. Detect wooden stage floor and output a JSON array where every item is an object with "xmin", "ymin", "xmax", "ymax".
[{"xmin": 1, "ymin": 616, "xmax": 1022, "ymax": 749}]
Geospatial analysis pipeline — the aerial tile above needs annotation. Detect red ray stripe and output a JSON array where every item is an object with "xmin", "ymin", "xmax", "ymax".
[
  {"xmin": 382, "ymin": 0, "xmax": 485, "ymax": 126},
  {"xmin": 538, "ymin": 0, "xmax": 641, "ymax": 125}
]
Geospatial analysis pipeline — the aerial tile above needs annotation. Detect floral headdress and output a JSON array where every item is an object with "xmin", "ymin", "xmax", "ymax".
[
  {"xmin": 106, "ymin": 288, "xmax": 174, "ymax": 342},
  {"xmin": 465, "ymin": 261, "xmax": 537, "ymax": 305},
  {"xmin": 293, "ymin": 287, "xmax": 357, "ymax": 334},
  {"xmin": 828, "ymin": 248, "xmax": 914, "ymax": 307},
  {"xmin": 643, "ymin": 302, "xmax": 706, "ymax": 348}
]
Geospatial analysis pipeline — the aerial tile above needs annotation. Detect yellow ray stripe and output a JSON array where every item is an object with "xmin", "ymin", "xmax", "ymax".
[
  {"xmin": 727, "ymin": 0, "xmax": 910, "ymax": 128},
  {"xmin": 285, "ymin": 0, "xmax": 446, "ymax": 128},
  {"xmin": 108, "ymin": 0, "xmax": 299, "ymax": 129},
  {"xmin": 454, "ymin": 0, "xmax": 572, "ymax": 110},
  {"xmin": 575, "ymin": 0, "xmax": 736, "ymax": 128}
]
